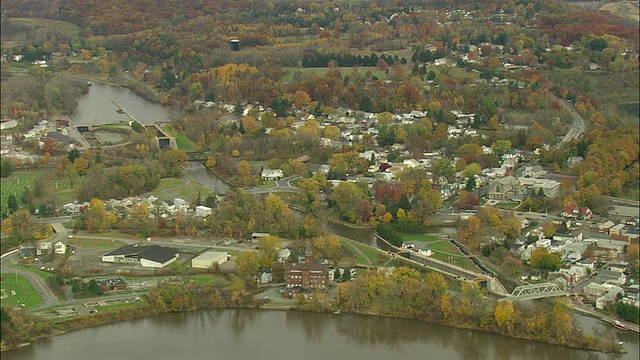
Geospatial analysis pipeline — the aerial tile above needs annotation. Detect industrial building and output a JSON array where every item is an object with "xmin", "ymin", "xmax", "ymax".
[{"xmin": 191, "ymin": 251, "xmax": 229, "ymax": 269}]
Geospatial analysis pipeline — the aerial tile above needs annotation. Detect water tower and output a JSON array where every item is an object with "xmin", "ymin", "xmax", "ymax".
[{"xmin": 230, "ymin": 39, "xmax": 240, "ymax": 51}]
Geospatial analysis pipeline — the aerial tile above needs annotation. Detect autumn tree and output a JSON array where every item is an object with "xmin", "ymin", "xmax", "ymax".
[
  {"xmin": 330, "ymin": 182, "xmax": 371, "ymax": 223},
  {"xmin": 235, "ymin": 251, "xmax": 261, "ymax": 278},
  {"xmin": 431, "ymin": 158, "xmax": 455, "ymax": 183},
  {"xmin": 258, "ymin": 235, "xmax": 281, "ymax": 265},
  {"xmin": 495, "ymin": 300, "xmax": 515, "ymax": 333},
  {"xmin": 312, "ymin": 235, "xmax": 342, "ymax": 260},
  {"xmin": 85, "ymin": 198, "xmax": 108, "ymax": 233},
  {"xmin": 530, "ymin": 248, "xmax": 561, "ymax": 273}
]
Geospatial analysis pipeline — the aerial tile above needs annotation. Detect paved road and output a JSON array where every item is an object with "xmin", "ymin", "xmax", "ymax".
[
  {"xmin": 243, "ymin": 176, "xmax": 300, "ymax": 194},
  {"xmin": 1, "ymin": 250, "xmax": 59, "ymax": 309},
  {"xmin": 553, "ymin": 94, "xmax": 586, "ymax": 149}
]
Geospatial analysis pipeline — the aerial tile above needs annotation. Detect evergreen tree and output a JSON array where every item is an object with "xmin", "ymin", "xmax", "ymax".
[
  {"xmin": 7, "ymin": 194, "xmax": 18, "ymax": 214},
  {"xmin": 68, "ymin": 148, "xmax": 80, "ymax": 163},
  {"xmin": 0, "ymin": 158, "xmax": 12, "ymax": 178}
]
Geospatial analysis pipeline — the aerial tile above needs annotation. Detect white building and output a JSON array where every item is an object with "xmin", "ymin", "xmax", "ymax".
[
  {"xmin": 278, "ymin": 248, "xmax": 291, "ymax": 263},
  {"xmin": 195, "ymin": 205, "xmax": 213, "ymax": 217},
  {"xmin": 261, "ymin": 169, "xmax": 284, "ymax": 181},
  {"xmin": 54, "ymin": 241, "xmax": 66, "ymax": 255},
  {"xmin": 191, "ymin": 251, "xmax": 228, "ymax": 269}
]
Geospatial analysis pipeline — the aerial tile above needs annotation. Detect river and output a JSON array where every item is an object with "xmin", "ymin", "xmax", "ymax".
[
  {"xmin": 3, "ymin": 309, "xmax": 636, "ymax": 360},
  {"xmin": 70, "ymin": 82, "xmax": 170, "ymax": 126}
]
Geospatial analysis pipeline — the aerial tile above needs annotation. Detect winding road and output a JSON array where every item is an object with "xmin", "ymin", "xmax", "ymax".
[
  {"xmin": 553, "ymin": 94, "xmax": 587, "ymax": 149},
  {"xmin": 1, "ymin": 249, "xmax": 59, "ymax": 309}
]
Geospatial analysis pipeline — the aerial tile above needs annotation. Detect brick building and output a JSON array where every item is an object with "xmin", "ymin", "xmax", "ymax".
[{"xmin": 285, "ymin": 244, "xmax": 329, "ymax": 291}]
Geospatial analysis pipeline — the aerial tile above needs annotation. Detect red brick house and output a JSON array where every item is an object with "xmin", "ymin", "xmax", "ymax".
[{"xmin": 285, "ymin": 244, "xmax": 329, "ymax": 291}]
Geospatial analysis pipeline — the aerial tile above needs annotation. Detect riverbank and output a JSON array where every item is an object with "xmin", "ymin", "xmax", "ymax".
[{"xmin": 1, "ymin": 288, "xmax": 626, "ymax": 355}]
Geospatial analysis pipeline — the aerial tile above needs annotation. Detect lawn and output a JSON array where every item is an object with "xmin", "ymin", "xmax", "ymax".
[
  {"xmin": 0, "ymin": 273, "xmax": 44, "ymax": 308},
  {"xmin": 68, "ymin": 237, "xmax": 127, "ymax": 249},
  {"xmin": 339, "ymin": 238, "xmax": 369, "ymax": 265},
  {"xmin": 399, "ymin": 233, "xmax": 475, "ymax": 270},
  {"xmin": 340, "ymin": 238, "xmax": 389, "ymax": 266},
  {"xmin": 400, "ymin": 234, "xmax": 440, "ymax": 243},
  {"xmin": 497, "ymin": 202, "xmax": 520, "ymax": 210},
  {"xmin": 6, "ymin": 263, "xmax": 56, "ymax": 282},
  {"xmin": 1, "ymin": 171, "xmax": 42, "ymax": 214},
  {"xmin": 160, "ymin": 124, "xmax": 196, "ymax": 151},
  {"xmin": 282, "ymin": 66, "xmax": 388, "ymax": 82},
  {"xmin": 184, "ymin": 274, "xmax": 229, "ymax": 287},
  {"xmin": 150, "ymin": 176, "xmax": 214, "ymax": 201}
]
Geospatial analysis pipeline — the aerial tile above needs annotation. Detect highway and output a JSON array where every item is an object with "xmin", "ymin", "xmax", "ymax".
[{"xmin": 553, "ymin": 94, "xmax": 587, "ymax": 149}]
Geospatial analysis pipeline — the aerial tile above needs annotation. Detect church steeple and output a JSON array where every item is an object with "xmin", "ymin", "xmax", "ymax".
[{"xmin": 304, "ymin": 242, "xmax": 314, "ymax": 264}]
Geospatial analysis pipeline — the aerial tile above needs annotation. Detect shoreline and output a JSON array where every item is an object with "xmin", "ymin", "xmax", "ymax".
[{"xmin": 2, "ymin": 299, "xmax": 625, "ymax": 354}]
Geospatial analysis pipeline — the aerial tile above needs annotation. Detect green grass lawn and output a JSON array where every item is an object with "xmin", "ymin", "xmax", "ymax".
[
  {"xmin": 282, "ymin": 66, "xmax": 389, "ymax": 82},
  {"xmin": 399, "ymin": 233, "xmax": 475, "ymax": 269},
  {"xmin": 53, "ymin": 187, "xmax": 77, "ymax": 205},
  {"xmin": 6, "ymin": 263, "xmax": 56, "ymax": 282},
  {"xmin": 0, "ymin": 273, "xmax": 44, "ymax": 308},
  {"xmin": 339, "ymin": 239, "xmax": 369, "ymax": 265},
  {"xmin": 1, "ymin": 171, "xmax": 42, "ymax": 214},
  {"xmin": 340, "ymin": 238, "xmax": 389, "ymax": 266},
  {"xmin": 497, "ymin": 202, "xmax": 520, "ymax": 210},
  {"xmin": 161, "ymin": 124, "xmax": 196, "ymax": 151},
  {"xmin": 68, "ymin": 237, "xmax": 127, "ymax": 249},
  {"xmin": 400, "ymin": 234, "xmax": 440, "ymax": 243},
  {"xmin": 150, "ymin": 176, "xmax": 214, "ymax": 201},
  {"xmin": 184, "ymin": 274, "xmax": 229, "ymax": 287},
  {"xmin": 151, "ymin": 178, "xmax": 183, "ymax": 193}
]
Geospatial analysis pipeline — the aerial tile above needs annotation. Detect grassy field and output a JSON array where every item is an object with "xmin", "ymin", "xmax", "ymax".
[
  {"xmin": 399, "ymin": 233, "xmax": 475, "ymax": 269},
  {"xmin": 1, "ymin": 171, "xmax": 42, "ymax": 214},
  {"xmin": 282, "ymin": 66, "xmax": 388, "ymax": 82},
  {"xmin": 497, "ymin": 202, "xmax": 520, "ymax": 210},
  {"xmin": 68, "ymin": 237, "xmax": 127, "ymax": 249},
  {"xmin": 2, "ymin": 18, "xmax": 81, "ymax": 45},
  {"xmin": 400, "ymin": 234, "xmax": 440, "ymax": 243},
  {"xmin": 184, "ymin": 274, "xmax": 229, "ymax": 287},
  {"xmin": 160, "ymin": 125, "xmax": 196, "ymax": 151},
  {"xmin": 0, "ymin": 273, "xmax": 44, "ymax": 308},
  {"xmin": 340, "ymin": 238, "xmax": 389, "ymax": 266},
  {"xmin": 149, "ymin": 176, "xmax": 214, "ymax": 201}
]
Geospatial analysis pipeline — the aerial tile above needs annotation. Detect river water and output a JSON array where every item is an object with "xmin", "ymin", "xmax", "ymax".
[
  {"xmin": 3, "ymin": 309, "xmax": 637, "ymax": 360},
  {"xmin": 70, "ymin": 82, "xmax": 170, "ymax": 126}
]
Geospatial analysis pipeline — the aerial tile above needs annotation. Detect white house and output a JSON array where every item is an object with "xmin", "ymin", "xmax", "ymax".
[
  {"xmin": 258, "ymin": 270, "xmax": 273, "ymax": 284},
  {"xmin": 174, "ymin": 198, "xmax": 189, "ymax": 211},
  {"xmin": 54, "ymin": 241, "xmax": 66, "ymax": 255},
  {"xmin": 535, "ymin": 238, "xmax": 551, "ymax": 248},
  {"xmin": 261, "ymin": 169, "xmax": 284, "ymax": 181},
  {"xmin": 278, "ymin": 248, "xmax": 291, "ymax": 263},
  {"xmin": 195, "ymin": 205, "xmax": 213, "ymax": 217}
]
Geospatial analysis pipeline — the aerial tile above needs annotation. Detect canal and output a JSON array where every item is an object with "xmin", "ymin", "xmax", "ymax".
[{"xmin": 70, "ymin": 82, "xmax": 170, "ymax": 126}]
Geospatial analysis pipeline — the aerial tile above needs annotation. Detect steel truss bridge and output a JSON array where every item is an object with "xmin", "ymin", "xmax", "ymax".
[{"xmin": 508, "ymin": 281, "xmax": 568, "ymax": 301}]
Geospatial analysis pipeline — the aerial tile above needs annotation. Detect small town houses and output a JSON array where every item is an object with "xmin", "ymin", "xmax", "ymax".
[{"xmin": 62, "ymin": 195, "xmax": 213, "ymax": 222}]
